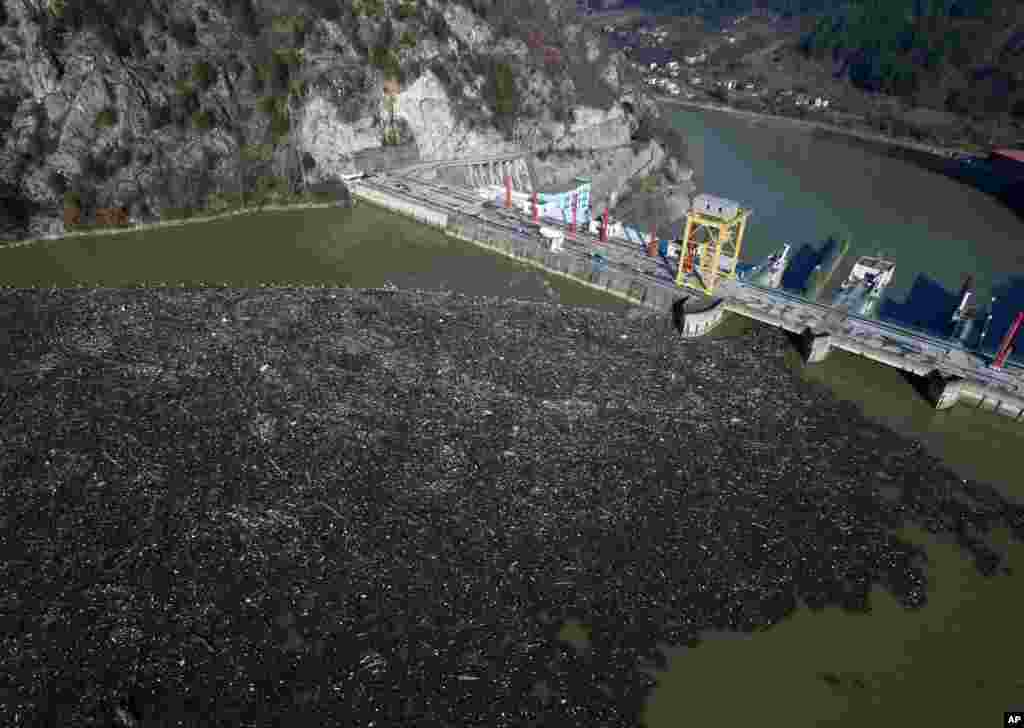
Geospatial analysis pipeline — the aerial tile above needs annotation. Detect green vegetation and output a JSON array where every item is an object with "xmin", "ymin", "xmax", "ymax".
[
  {"xmin": 169, "ymin": 177, "xmax": 330, "ymax": 221},
  {"xmin": 255, "ymin": 95, "xmax": 289, "ymax": 140},
  {"xmin": 191, "ymin": 110, "xmax": 213, "ymax": 130},
  {"xmin": 273, "ymin": 48, "xmax": 304, "ymax": 69},
  {"xmin": 483, "ymin": 60, "xmax": 519, "ymax": 135},
  {"xmin": 161, "ymin": 207, "xmax": 194, "ymax": 221},
  {"xmin": 352, "ymin": 0, "xmax": 384, "ymax": 18},
  {"xmin": 63, "ymin": 191, "xmax": 82, "ymax": 209},
  {"xmin": 639, "ymin": 175, "xmax": 659, "ymax": 194},
  {"xmin": 271, "ymin": 15, "xmax": 306, "ymax": 34},
  {"xmin": 396, "ymin": 1, "xmax": 417, "ymax": 20},
  {"xmin": 399, "ymin": 31, "xmax": 417, "ymax": 50},
  {"xmin": 289, "ymin": 79, "xmax": 308, "ymax": 98},
  {"xmin": 204, "ymin": 190, "xmax": 246, "ymax": 213},
  {"xmin": 799, "ymin": 0, "xmax": 1015, "ymax": 113},
  {"xmin": 252, "ymin": 175, "xmax": 287, "ymax": 206},
  {"xmin": 270, "ymin": 108, "xmax": 290, "ymax": 140},
  {"xmin": 191, "ymin": 61, "xmax": 216, "ymax": 90},
  {"xmin": 174, "ymin": 78, "xmax": 194, "ymax": 97},
  {"xmin": 257, "ymin": 95, "xmax": 284, "ymax": 116},
  {"xmin": 370, "ymin": 46, "xmax": 402, "ymax": 80},
  {"xmin": 241, "ymin": 143, "xmax": 274, "ymax": 162},
  {"xmin": 94, "ymin": 107, "xmax": 117, "ymax": 129}
]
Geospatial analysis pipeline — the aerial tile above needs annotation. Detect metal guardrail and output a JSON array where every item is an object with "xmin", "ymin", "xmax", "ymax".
[{"xmin": 367, "ymin": 174, "xmax": 1024, "ymax": 376}]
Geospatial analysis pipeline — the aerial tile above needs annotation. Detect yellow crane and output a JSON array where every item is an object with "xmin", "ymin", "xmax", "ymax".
[{"xmin": 676, "ymin": 193, "xmax": 751, "ymax": 296}]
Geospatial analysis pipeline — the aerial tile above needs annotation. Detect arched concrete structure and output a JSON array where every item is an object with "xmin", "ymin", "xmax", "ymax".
[
  {"xmin": 800, "ymin": 327, "xmax": 832, "ymax": 364},
  {"xmin": 674, "ymin": 298, "xmax": 727, "ymax": 338}
]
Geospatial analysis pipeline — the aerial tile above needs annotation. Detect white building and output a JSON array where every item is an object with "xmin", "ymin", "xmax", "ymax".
[
  {"xmin": 849, "ymin": 256, "xmax": 896, "ymax": 288},
  {"xmin": 692, "ymin": 193, "xmax": 741, "ymax": 221},
  {"xmin": 539, "ymin": 226, "xmax": 564, "ymax": 251}
]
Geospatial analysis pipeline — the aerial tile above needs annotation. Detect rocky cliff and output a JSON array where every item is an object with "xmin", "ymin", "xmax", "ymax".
[{"xmin": 0, "ymin": 0, "xmax": 693, "ymax": 242}]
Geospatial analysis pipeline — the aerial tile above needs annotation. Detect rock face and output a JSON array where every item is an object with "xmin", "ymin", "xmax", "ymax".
[
  {"xmin": 0, "ymin": 0, "xmax": 691, "ymax": 242},
  {"xmin": 531, "ymin": 141, "xmax": 667, "ymax": 209}
]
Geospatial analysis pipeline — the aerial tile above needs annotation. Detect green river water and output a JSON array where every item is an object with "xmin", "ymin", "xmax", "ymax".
[{"xmin": 3, "ymin": 106, "xmax": 1024, "ymax": 726}]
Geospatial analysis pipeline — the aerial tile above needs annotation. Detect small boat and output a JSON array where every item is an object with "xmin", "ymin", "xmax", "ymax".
[{"xmin": 831, "ymin": 255, "xmax": 895, "ymax": 318}]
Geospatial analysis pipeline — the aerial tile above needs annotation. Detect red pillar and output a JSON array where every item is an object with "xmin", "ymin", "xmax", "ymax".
[
  {"xmin": 504, "ymin": 175, "xmax": 512, "ymax": 209},
  {"xmin": 532, "ymin": 191, "xmax": 539, "ymax": 223},
  {"xmin": 993, "ymin": 311, "xmax": 1024, "ymax": 369},
  {"xmin": 600, "ymin": 208, "xmax": 609, "ymax": 242},
  {"xmin": 647, "ymin": 227, "xmax": 657, "ymax": 257},
  {"xmin": 683, "ymin": 239, "xmax": 698, "ymax": 273}
]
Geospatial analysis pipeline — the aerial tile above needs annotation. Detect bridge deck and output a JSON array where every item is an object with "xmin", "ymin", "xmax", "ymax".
[{"xmin": 355, "ymin": 174, "xmax": 1024, "ymax": 407}]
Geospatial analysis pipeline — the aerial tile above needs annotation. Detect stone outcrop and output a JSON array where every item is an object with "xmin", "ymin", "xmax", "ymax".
[{"xmin": 0, "ymin": 0, "xmax": 691, "ymax": 242}]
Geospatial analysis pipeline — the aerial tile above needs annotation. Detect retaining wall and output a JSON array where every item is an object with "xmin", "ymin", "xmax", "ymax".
[
  {"xmin": 353, "ymin": 184, "xmax": 1024, "ymax": 425},
  {"xmin": 678, "ymin": 300, "xmax": 727, "ymax": 337},
  {"xmin": 959, "ymin": 385, "xmax": 1024, "ymax": 419},
  {"xmin": 443, "ymin": 213, "xmax": 682, "ymax": 311},
  {"xmin": 356, "ymin": 186, "xmax": 719, "ymax": 334},
  {"xmin": 930, "ymin": 375, "xmax": 1024, "ymax": 420},
  {"xmin": 353, "ymin": 186, "xmax": 449, "ymax": 228}
]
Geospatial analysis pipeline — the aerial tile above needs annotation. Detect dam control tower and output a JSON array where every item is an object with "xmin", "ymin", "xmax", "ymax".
[{"xmin": 676, "ymin": 193, "xmax": 751, "ymax": 296}]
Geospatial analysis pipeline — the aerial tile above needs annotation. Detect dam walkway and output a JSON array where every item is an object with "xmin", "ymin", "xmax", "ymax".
[{"xmin": 351, "ymin": 171, "xmax": 1024, "ymax": 420}]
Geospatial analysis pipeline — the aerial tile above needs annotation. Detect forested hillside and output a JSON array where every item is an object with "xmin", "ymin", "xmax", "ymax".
[
  {"xmin": 633, "ymin": 0, "xmax": 1024, "ymax": 125},
  {"xmin": 798, "ymin": 0, "xmax": 1024, "ymax": 119},
  {"xmin": 631, "ymin": 0, "xmax": 839, "ymax": 23}
]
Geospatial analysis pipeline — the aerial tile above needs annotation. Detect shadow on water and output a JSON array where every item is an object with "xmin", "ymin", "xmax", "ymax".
[
  {"xmin": 779, "ymin": 236, "xmax": 838, "ymax": 293},
  {"xmin": 886, "ymin": 144, "xmax": 1024, "ymax": 225},
  {"xmin": 878, "ymin": 273, "xmax": 961, "ymax": 338},
  {"xmin": 981, "ymin": 277, "xmax": 1024, "ymax": 362}
]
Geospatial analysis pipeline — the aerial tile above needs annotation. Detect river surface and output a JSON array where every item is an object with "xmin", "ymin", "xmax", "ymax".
[
  {"xmin": 670, "ymin": 106, "xmax": 1024, "ymax": 356},
  {"xmin": 641, "ymin": 108, "xmax": 1024, "ymax": 727},
  {"xmin": 0, "ymin": 204, "xmax": 631, "ymax": 311},
  {"xmin": 3, "ymin": 111, "xmax": 1024, "ymax": 726}
]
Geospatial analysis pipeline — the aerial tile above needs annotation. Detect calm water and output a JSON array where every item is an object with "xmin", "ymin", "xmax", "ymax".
[
  {"xmin": 3, "ymin": 131, "xmax": 1023, "ymax": 725},
  {"xmin": 0, "ymin": 205, "xmax": 631, "ymax": 311},
  {"xmin": 636, "ymin": 110, "xmax": 1024, "ymax": 727},
  {"xmin": 671, "ymin": 106, "xmax": 1024, "ymax": 353}
]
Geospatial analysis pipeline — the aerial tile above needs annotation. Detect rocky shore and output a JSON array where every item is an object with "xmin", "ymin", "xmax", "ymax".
[
  {"xmin": 0, "ymin": 0, "xmax": 691, "ymax": 243},
  {"xmin": 3, "ymin": 287, "xmax": 1019, "ymax": 727}
]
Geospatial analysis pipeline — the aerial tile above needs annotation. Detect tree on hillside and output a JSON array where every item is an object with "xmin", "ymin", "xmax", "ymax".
[{"xmin": 484, "ymin": 60, "xmax": 520, "ymax": 137}]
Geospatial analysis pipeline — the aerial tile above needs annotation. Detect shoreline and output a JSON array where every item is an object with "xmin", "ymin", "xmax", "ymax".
[
  {"xmin": 656, "ymin": 96, "xmax": 979, "ymax": 160},
  {"xmin": 0, "ymin": 199, "xmax": 352, "ymax": 251},
  {"xmin": 352, "ymin": 189, "xmax": 649, "ymax": 309},
  {"xmin": 3, "ymin": 286, "xmax": 1020, "ymax": 727}
]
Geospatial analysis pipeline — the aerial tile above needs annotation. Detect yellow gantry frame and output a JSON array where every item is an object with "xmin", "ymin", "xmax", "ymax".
[{"xmin": 675, "ymin": 206, "xmax": 751, "ymax": 296}]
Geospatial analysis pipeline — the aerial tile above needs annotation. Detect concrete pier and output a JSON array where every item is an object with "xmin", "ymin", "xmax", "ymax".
[
  {"xmin": 353, "ymin": 177, "xmax": 1024, "ymax": 425},
  {"xmin": 675, "ymin": 298, "xmax": 727, "ymax": 337},
  {"xmin": 958, "ymin": 383, "xmax": 1024, "ymax": 419},
  {"xmin": 926, "ymin": 371, "xmax": 964, "ymax": 410},
  {"xmin": 801, "ymin": 328, "xmax": 833, "ymax": 364}
]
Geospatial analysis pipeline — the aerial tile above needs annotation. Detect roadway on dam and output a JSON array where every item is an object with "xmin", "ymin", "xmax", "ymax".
[{"xmin": 353, "ymin": 170, "xmax": 1024, "ymax": 412}]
